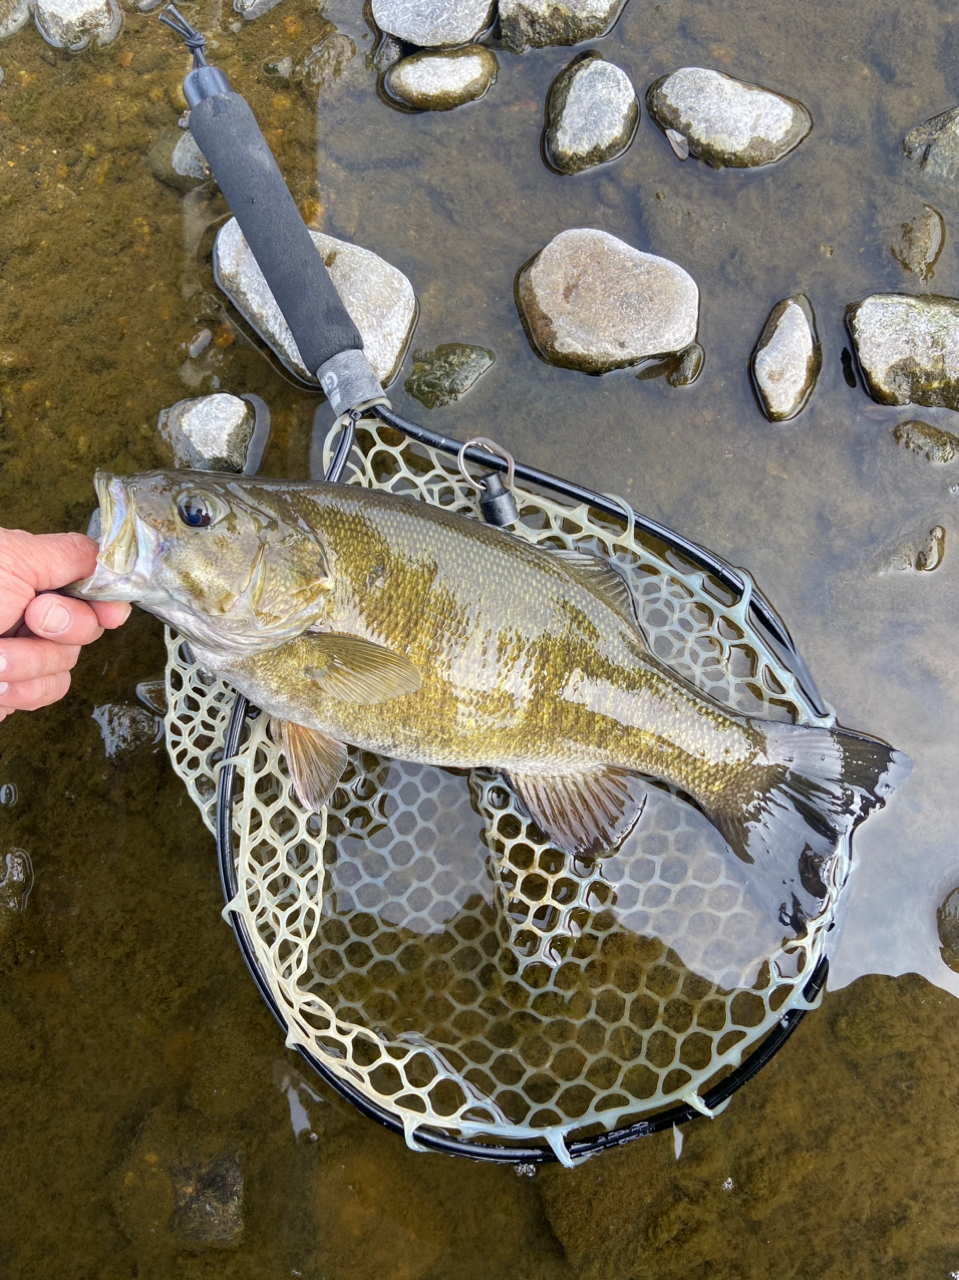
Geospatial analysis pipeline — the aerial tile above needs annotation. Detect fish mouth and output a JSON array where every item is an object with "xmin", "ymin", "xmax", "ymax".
[{"xmin": 66, "ymin": 472, "xmax": 148, "ymax": 602}]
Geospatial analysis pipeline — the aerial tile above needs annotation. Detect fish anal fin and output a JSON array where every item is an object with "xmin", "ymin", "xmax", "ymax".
[
  {"xmin": 550, "ymin": 548, "xmax": 646, "ymax": 640},
  {"xmin": 272, "ymin": 718, "xmax": 348, "ymax": 813},
  {"xmin": 505, "ymin": 766, "xmax": 647, "ymax": 857},
  {"xmin": 303, "ymin": 633, "xmax": 422, "ymax": 704}
]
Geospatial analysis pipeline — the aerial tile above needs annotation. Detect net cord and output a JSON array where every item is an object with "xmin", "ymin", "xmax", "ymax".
[{"xmin": 213, "ymin": 411, "xmax": 830, "ymax": 1164}]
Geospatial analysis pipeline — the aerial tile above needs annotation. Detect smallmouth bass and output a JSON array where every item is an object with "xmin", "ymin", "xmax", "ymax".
[{"xmin": 71, "ymin": 469, "xmax": 911, "ymax": 926}]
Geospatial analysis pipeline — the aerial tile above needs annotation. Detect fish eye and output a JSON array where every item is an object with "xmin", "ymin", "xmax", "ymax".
[{"xmin": 178, "ymin": 494, "xmax": 216, "ymax": 529}]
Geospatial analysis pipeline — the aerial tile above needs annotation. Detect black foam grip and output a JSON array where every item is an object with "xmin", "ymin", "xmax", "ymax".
[{"xmin": 190, "ymin": 92, "xmax": 363, "ymax": 373}]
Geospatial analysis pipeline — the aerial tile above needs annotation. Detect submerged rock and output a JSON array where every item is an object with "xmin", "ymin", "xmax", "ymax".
[
  {"xmin": 386, "ymin": 47, "xmax": 497, "ymax": 112},
  {"xmin": 500, "ymin": 0, "xmax": 626, "ymax": 52},
  {"xmin": 92, "ymin": 703, "xmax": 161, "ymax": 758},
  {"xmin": 544, "ymin": 52, "xmax": 638, "ymax": 175},
  {"xmin": 171, "ymin": 1150, "xmax": 244, "ymax": 1246},
  {"xmin": 893, "ymin": 418, "xmax": 959, "ymax": 463},
  {"xmin": 847, "ymin": 294, "xmax": 959, "ymax": 410},
  {"xmin": 114, "ymin": 1108, "xmax": 244, "ymax": 1252},
  {"xmin": 938, "ymin": 886, "xmax": 959, "ymax": 972},
  {"xmin": 34, "ymin": 0, "xmax": 120, "ymax": 48},
  {"xmin": 904, "ymin": 106, "xmax": 959, "ymax": 183},
  {"xmin": 158, "ymin": 393, "xmax": 255, "ymax": 472},
  {"xmin": 890, "ymin": 203, "xmax": 945, "ymax": 283},
  {"xmin": 0, "ymin": 0, "xmax": 31, "ymax": 40},
  {"xmin": 404, "ymin": 343, "xmax": 494, "ymax": 408},
  {"xmin": 214, "ymin": 217, "xmax": 415, "ymax": 387},
  {"xmin": 146, "ymin": 128, "xmax": 211, "ymax": 193},
  {"xmin": 666, "ymin": 341, "xmax": 704, "ymax": 387},
  {"xmin": 0, "ymin": 849, "xmax": 33, "ymax": 915},
  {"xmin": 751, "ymin": 294, "xmax": 821, "ymax": 421},
  {"xmin": 884, "ymin": 524, "xmax": 946, "ymax": 574},
  {"xmin": 646, "ymin": 67, "xmax": 812, "ymax": 169},
  {"xmin": 516, "ymin": 228, "xmax": 699, "ymax": 374},
  {"xmin": 0, "ymin": 849, "xmax": 32, "ymax": 947},
  {"xmin": 371, "ymin": 0, "xmax": 494, "ymax": 47}
]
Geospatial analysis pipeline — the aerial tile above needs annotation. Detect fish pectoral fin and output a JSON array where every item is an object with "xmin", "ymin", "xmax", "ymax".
[
  {"xmin": 272, "ymin": 718, "xmax": 348, "ymax": 813},
  {"xmin": 550, "ymin": 548, "xmax": 647, "ymax": 642},
  {"xmin": 302, "ymin": 634, "xmax": 422, "ymax": 704},
  {"xmin": 505, "ymin": 767, "xmax": 647, "ymax": 857}
]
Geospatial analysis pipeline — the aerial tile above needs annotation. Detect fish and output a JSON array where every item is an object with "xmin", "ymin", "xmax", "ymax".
[{"xmin": 70, "ymin": 469, "xmax": 911, "ymax": 927}]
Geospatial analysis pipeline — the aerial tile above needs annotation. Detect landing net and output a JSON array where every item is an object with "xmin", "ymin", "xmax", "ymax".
[{"xmin": 162, "ymin": 418, "xmax": 839, "ymax": 1164}]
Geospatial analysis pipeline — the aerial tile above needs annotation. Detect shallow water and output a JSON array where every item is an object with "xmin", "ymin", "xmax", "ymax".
[{"xmin": 1, "ymin": 0, "xmax": 959, "ymax": 1275}]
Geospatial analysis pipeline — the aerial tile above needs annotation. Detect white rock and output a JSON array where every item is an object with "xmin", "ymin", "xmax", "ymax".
[
  {"xmin": 386, "ymin": 46, "xmax": 498, "ymax": 111},
  {"xmin": 214, "ymin": 217, "xmax": 416, "ymax": 387},
  {"xmin": 372, "ymin": 0, "xmax": 494, "ymax": 47},
  {"xmin": 157, "ymin": 392, "xmax": 255, "ymax": 472},
  {"xmin": 847, "ymin": 293, "xmax": 959, "ymax": 411},
  {"xmin": 500, "ymin": 0, "xmax": 626, "ymax": 51},
  {"xmin": 751, "ymin": 295, "xmax": 821, "ymax": 421},
  {"xmin": 646, "ymin": 67, "xmax": 812, "ymax": 169},
  {"xmin": 516, "ymin": 228, "xmax": 699, "ymax": 374},
  {"xmin": 0, "ymin": 0, "xmax": 31, "ymax": 40},
  {"xmin": 545, "ymin": 52, "xmax": 638, "ymax": 174},
  {"xmin": 34, "ymin": 0, "xmax": 120, "ymax": 48}
]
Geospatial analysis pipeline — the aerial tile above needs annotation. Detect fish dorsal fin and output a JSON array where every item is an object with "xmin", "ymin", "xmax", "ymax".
[
  {"xmin": 549, "ymin": 548, "xmax": 644, "ymax": 635},
  {"xmin": 505, "ymin": 766, "xmax": 647, "ymax": 857},
  {"xmin": 302, "ymin": 633, "xmax": 422, "ymax": 704},
  {"xmin": 272, "ymin": 719, "xmax": 348, "ymax": 813}
]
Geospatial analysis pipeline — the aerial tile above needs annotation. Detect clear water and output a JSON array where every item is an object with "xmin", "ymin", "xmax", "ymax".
[{"xmin": 1, "ymin": 0, "xmax": 958, "ymax": 1274}]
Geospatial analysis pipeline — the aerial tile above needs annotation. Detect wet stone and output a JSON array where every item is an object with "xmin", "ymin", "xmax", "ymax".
[
  {"xmin": 893, "ymin": 419, "xmax": 959, "ymax": 463},
  {"xmin": 34, "ymin": 0, "xmax": 120, "ymax": 49},
  {"xmin": 157, "ymin": 392, "xmax": 255, "ymax": 472},
  {"xmin": 544, "ymin": 52, "xmax": 638, "ymax": 175},
  {"xmin": 937, "ymin": 886, "xmax": 959, "ymax": 972},
  {"xmin": 516, "ymin": 228, "xmax": 699, "ymax": 375},
  {"xmin": 886, "ymin": 524, "xmax": 947, "ymax": 574},
  {"xmin": 666, "ymin": 342, "xmax": 704, "ymax": 387},
  {"xmin": 499, "ymin": 0, "xmax": 626, "ymax": 52},
  {"xmin": 371, "ymin": 0, "xmax": 495, "ymax": 47},
  {"xmin": 847, "ymin": 294, "xmax": 959, "ymax": 410},
  {"xmin": 751, "ymin": 295, "xmax": 821, "ymax": 422},
  {"xmin": 293, "ymin": 34, "xmax": 355, "ymax": 89},
  {"xmin": 263, "ymin": 54, "xmax": 293, "ymax": 84},
  {"xmin": 146, "ymin": 128, "xmax": 211, "ymax": 193},
  {"xmin": 0, "ymin": 849, "xmax": 33, "ymax": 915},
  {"xmin": 890, "ymin": 204, "xmax": 945, "ymax": 283},
  {"xmin": 214, "ymin": 217, "xmax": 415, "ymax": 387},
  {"xmin": 234, "ymin": 0, "xmax": 281, "ymax": 21},
  {"xmin": 646, "ymin": 67, "xmax": 812, "ymax": 169},
  {"xmin": 386, "ymin": 47, "xmax": 498, "ymax": 112},
  {"xmin": 0, "ymin": 849, "xmax": 32, "ymax": 947},
  {"xmin": 0, "ymin": 0, "xmax": 30, "ymax": 40},
  {"xmin": 904, "ymin": 106, "xmax": 959, "ymax": 183},
  {"xmin": 404, "ymin": 343, "xmax": 494, "ymax": 409},
  {"xmin": 92, "ymin": 703, "xmax": 161, "ymax": 758}
]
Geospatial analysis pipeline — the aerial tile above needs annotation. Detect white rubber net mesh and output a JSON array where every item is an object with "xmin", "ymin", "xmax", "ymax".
[{"xmin": 163, "ymin": 420, "xmax": 839, "ymax": 1164}]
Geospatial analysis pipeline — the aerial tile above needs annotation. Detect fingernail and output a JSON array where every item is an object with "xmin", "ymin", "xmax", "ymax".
[
  {"xmin": 0, "ymin": 682, "xmax": 8, "ymax": 695},
  {"xmin": 40, "ymin": 603, "xmax": 71, "ymax": 635}
]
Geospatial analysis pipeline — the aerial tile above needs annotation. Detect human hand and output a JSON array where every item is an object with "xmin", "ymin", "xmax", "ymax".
[{"xmin": 0, "ymin": 529, "xmax": 131, "ymax": 722}]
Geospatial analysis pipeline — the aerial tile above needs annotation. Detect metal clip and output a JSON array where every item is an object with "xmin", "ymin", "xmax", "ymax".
[{"xmin": 457, "ymin": 436, "xmax": 518, "ymax": 527}]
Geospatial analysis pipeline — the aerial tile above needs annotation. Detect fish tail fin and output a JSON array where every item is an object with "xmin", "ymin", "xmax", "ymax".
[{"xmin": 709, "ymin": 721, "xmax": 911, "ymax": 929}]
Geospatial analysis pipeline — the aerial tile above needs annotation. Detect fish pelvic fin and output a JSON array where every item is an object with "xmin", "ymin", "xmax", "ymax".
[
  {"xmin": 505, "ymin": 766, "xmax": 647, "ymax": 857},
  {"xmin": 272, "ymin": 718, "xmax": 348, "ymax": 813},
  {"xmin": 710, "ymin": 721, "xmax": 912, "ymax": 929}
]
